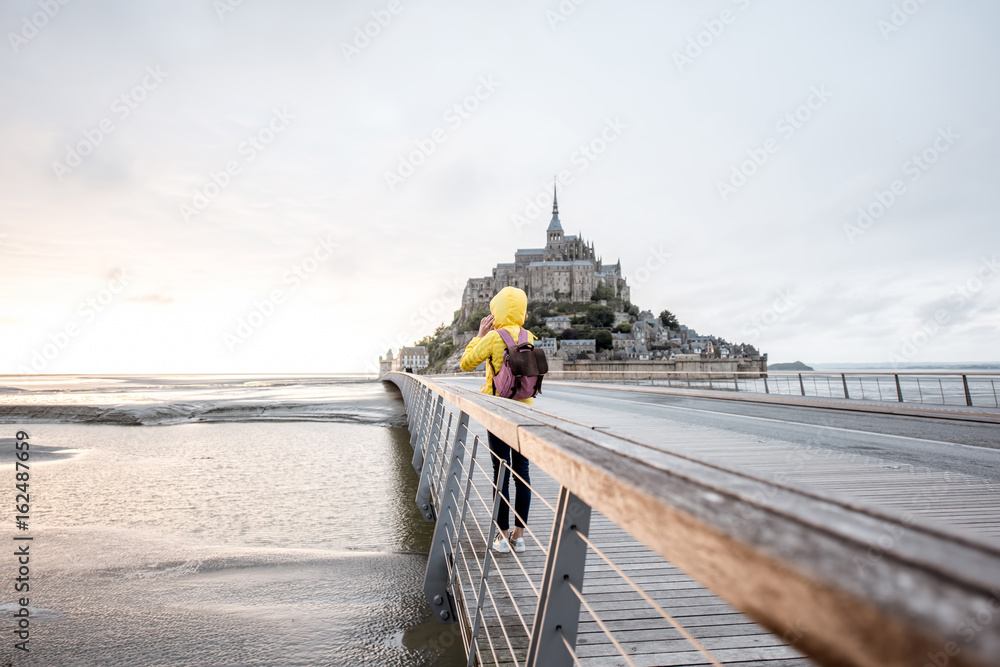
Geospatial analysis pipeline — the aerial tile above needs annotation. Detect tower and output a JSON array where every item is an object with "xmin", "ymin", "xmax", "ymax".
[{"xmin": 546, "ymin": 183, "xmax": 564, "ymax": 249}]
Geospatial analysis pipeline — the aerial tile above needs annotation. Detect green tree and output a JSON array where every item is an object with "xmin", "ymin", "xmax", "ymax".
[
  {"xmin": 527, "ymin": 301, "xmax": 553, "ymax": 319},
  {"xmin": 591, "ymin": 285, "xmax": 616, "ymax": 301},
  {"xmin": 595, "ymin": 329, "xmax": 613, "ymax": 351},
  {"xmin": 586, "ymin": 304, "xmax": 615, "ymax": 328},
  {"xmin": 461, "ymin": 307, "xmax": 490, "ymax": 332},
  {"xmin": 529, "ymin": 326, "xmax": 557, "ymax": 340},
  {"xmin": 659, "ymin": 310, "xmax": 679, "ymax": 330},
  {"xmin": 614, "ymin": 322, "xmax": 633, "ymax": 334}
]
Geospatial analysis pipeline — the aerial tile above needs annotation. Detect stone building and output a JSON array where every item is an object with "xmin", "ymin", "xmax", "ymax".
[
  {"xmin": 399, "ymin": 346, "xmax": 429, "ymax": 371},
  {"xmin": 461, "ymin": 188, "xmax": 630, "ymax": 319},
  {"xmin": 378, "ymin": 349, "xmax": 398, "ymax": 377}
]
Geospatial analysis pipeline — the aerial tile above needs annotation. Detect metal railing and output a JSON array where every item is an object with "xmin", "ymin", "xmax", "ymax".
[
  {"xmin": 542, "ymin": 370, "xmax": 1000, "ymax": 408},
  {"xmin": 385, "ymin": 372, "xmax": 1000, "ymax": 667}
]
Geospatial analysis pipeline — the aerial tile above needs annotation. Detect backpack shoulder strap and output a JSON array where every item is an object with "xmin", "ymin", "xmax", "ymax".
[{"xmin": 496, "ymin": 328, "xmax": 516, "ymax": 348}]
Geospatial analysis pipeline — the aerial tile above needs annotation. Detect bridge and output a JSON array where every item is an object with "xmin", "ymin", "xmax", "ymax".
[{"xmin": 381, "ymin": 371, "xmax": 1000, "ymax": 667}]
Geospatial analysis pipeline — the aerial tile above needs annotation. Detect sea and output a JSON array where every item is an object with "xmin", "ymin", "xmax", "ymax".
[{"xmin": 0, "ymin": 375, "xmax": 467, "ymax": 667}]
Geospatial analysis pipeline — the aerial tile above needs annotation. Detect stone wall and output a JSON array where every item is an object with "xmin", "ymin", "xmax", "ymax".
[{"xmin": 547, "ymin": 357, "xmax": 766, "ymax": 380}]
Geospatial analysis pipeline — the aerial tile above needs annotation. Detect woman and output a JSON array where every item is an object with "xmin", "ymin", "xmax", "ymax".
[{"xmin": 459, "ymin": 286, "xmax": 535, "ymax": 554}]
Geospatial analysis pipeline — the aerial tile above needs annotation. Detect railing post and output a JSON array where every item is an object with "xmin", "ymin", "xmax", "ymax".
[
  {"xmin": 424, "ymin": 411, "xmax": 470, "ymax": 626},
  {"xmin": 894, "ymin": 374, "xmax": 904, "ymax": 402},
  {"xmin": 962, "ymin": 374, "xmax": 973, "ymax": 406},
  {"xmin": 415, "ymin": 395, "xmax": 445, "ymax": 522},
  {"xmin": 798, "ymin": 373, "xmax": 806, "ymax": 396},
  {"xmin": 842, "ymin": 373, "xmax": 850, "ymax": 399},
  {"xmin": 764, "ymin": 375, "xmax": 770, "ymax": 394},
  {"xmin": 525, "ymin": 487, "xmax": 593, "ymax": 667}
]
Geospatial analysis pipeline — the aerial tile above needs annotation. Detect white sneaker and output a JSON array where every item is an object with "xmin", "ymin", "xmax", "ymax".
[
  {"xmin": 512, "ymin": 536, "xmax": 525, "ymax": 553},
  {"xmin": 492, "ymin": 534, "xmax": 510, "ymax": 553}
]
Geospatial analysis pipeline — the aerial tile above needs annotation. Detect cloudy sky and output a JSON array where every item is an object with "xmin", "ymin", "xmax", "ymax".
[{"xmin": 1, "ymin": 0, "xmax": 998, "ymax": 373}]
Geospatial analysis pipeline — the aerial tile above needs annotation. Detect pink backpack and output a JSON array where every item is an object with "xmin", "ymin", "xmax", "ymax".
[{"xmin": 490, "ymin": 328, "xmax": 549, "ymax": 400}]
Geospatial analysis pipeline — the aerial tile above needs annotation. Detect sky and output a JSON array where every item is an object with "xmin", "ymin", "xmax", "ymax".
[{"xmin": 1, "ymin": 0, "xmax": 998, "ymax": 374}]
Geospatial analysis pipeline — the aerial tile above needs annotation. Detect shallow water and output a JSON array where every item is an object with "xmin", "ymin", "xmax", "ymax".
[
  {"xmin": 0, "ymin": 375, "xmax": 407, "ymax": 426},
  {"xmin": 1, "ymin": 405, "xmax": 466, "ymax": 665}
]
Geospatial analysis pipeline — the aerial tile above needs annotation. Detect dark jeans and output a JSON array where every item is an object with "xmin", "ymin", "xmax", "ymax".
[{"xmin": 487, "ymin": 431, "xmax": 531, "ymax": 532}]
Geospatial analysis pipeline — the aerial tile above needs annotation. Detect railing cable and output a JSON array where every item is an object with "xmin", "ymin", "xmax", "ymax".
[
  {"xmin": 566, "ymin": 579, "xmax": 636, "ymax": 667},
  {"xmin": 572, "ymin": 528, "xmax": 725, "ymax": 667}
]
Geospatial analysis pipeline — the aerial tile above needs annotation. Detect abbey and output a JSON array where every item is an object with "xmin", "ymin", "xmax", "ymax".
[{"xmin": 462, "ymin": 189, "xmax": 630, "ymax": 317}]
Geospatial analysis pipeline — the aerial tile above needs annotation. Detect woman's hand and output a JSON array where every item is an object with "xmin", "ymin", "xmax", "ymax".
[{"xmin": 477, "ymin": 314, "xmax": 495, "ymax": 338}]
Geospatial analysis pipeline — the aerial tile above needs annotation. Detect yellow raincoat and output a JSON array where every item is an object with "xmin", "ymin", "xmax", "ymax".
[{"xmin": 460, "ymin": 286, "xmax": 537, "ymax": 405}]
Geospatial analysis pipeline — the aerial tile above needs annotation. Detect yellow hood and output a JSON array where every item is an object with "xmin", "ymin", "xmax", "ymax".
[
  {"xmin": 490, "ymin": 286, "xmax": 527, "ymax": 327},
  {"xmin": 460, "ymin": 286, "xmax": 535, "ymax": 404}
]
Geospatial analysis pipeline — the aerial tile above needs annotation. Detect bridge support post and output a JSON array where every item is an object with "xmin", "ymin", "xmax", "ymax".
[
  {"xmin": 424, "ymin": 411, "xmax": 470, "ymax": 626},
  {"xmin": 842, "ymin": 373, "xmax": 849, "ymax": 399},
  {"xmin": 894, "ymin": 374, "xmax": 904, "ymax": 402},
  {"xmin": 525, "ymin": 487, "xmax": 592, "ymax": 667},
  {"xmin": 963, "ymin": 374, "xmax": 973, "ymax": 406},
  {"xmin": 798, "ymin": 373, "xmax": 806, "ymax": 396},
  {"xmin": 415, "ymin": 395, "xmax": 445, "ymax": 522},
  {"xmin": 466, "ymin": 464, "xmax": 510, "ymax": 667},
  {"xmin": 414, "ymin": 392, "xmax": 442, "ymax": 474},
  {"xmin": 410, "ymin": 386, "xmax": 431, "ymax": 458}
]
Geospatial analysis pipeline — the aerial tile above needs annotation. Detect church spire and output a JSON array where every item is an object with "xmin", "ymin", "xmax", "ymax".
[{"xmin": 546, "ymin": 181, "xmax": 563, "ymax": 233}]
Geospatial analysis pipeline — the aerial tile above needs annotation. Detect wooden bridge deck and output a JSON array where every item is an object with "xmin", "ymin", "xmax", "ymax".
[
  {"xmin": 525, "ymin": 390, "xmax": 1000, "ymax": 541},
  {"xmin": 434, "ymin": 380, "xmax": 1000, "ymax": 666}
]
